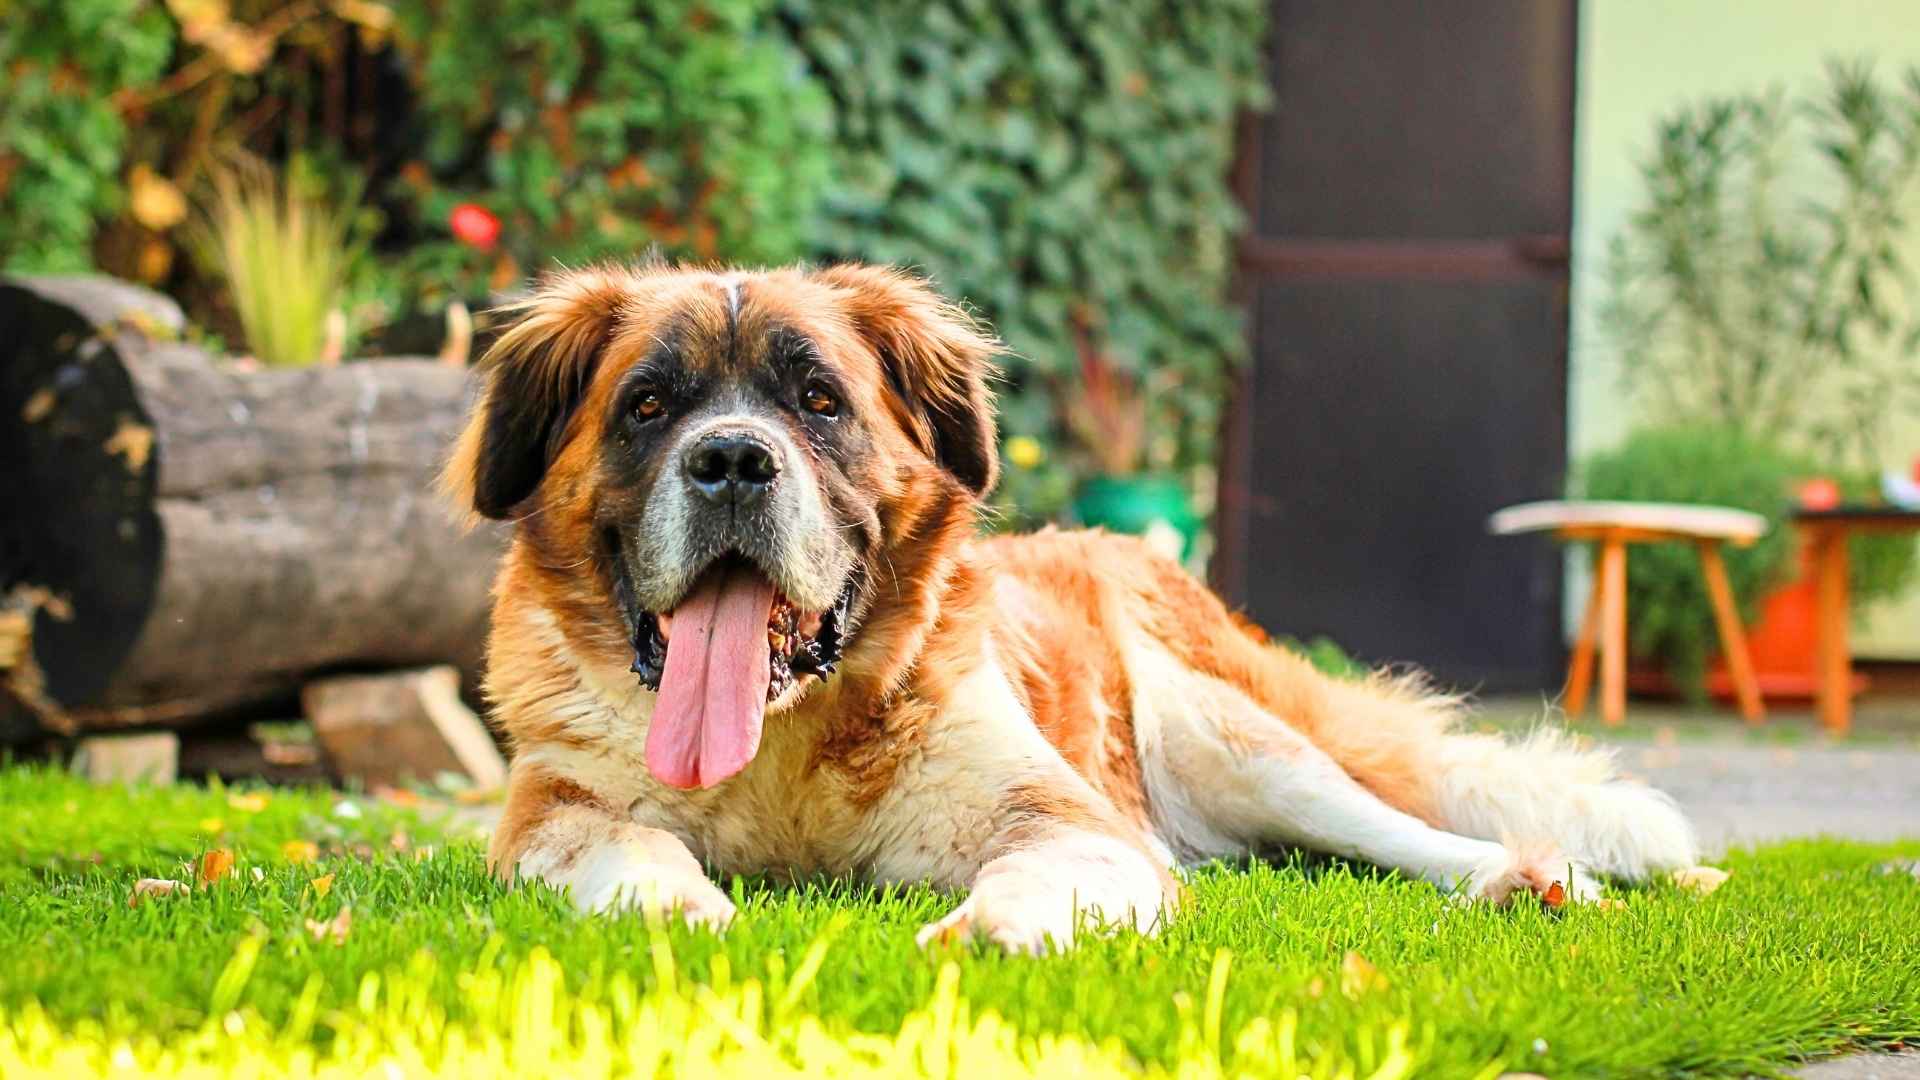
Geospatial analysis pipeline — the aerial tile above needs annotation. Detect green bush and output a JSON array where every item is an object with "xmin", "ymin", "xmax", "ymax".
[
  {"xmin": 2, "ymin": 0, "xmax": 1268, "ymax": 526},
  {"xmin": 1577, "ymin": 425, "xmax": 1915, "ymax": 694},
  {"xmin": 778, "ymin": 0, "xmax": 1269, "ymax": 524},
  {"xmin": 1598, "ymin": 62, "xmax": 1920, "ymax": 474},
  {"xmin": 388, "ymin": 0, "xmax": 832, "ymax": 306},
  {"xmin": 0, "ymin": 0, "xmax": 174, "ymax": 271}
]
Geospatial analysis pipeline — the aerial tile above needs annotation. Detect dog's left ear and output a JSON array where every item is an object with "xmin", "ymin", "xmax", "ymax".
[
  {"xmin": 815, "ymin": 264, "xmax": 1000, "ymax": 495},
  {"xmin": 441, "ymin": 269, "xmax": 630, "ymax": 521}
]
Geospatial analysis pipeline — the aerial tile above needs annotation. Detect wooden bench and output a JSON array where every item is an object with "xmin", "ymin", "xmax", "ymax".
[{"xmin": 1489, "ymin": 501, "xmax": 1769, "ymax": 726}]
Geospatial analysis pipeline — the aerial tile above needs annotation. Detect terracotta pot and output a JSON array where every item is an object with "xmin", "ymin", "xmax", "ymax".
[{"xmin": 1704, "ymin": 542, "xmax": 1868, "ymax": 702}]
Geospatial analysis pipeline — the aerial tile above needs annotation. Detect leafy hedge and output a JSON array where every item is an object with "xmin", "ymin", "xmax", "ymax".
[
  {"xmin": 388, "ymin": 0, "xmax": 831, "ymax": 309},
  {"xmin": 0, "ymin": 0, "xmax": 1267, "ymax": 519},
  {"xmin": 779, "ymin": 0, "xmax": 1269, "ymax": 521},
  {"xmin": 0, "ymin": 0, "xmax": 175, "ymax": 270}
]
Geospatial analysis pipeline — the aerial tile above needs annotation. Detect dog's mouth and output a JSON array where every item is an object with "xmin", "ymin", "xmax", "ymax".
[{"xmin": 617, "ymin": 554, "xmax": 855, "ymax": 791}]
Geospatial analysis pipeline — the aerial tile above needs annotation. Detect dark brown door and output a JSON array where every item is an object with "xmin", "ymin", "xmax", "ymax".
[{"xmin": 1215, "ymin": 0, "xmax": 1576, "ymax": 690}]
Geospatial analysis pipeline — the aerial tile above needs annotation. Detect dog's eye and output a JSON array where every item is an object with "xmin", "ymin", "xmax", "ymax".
[
  {"xmin": 633, "ymin": 391, "xmax": 666, "ymax": 421},
  {"xmin": 803, "ymin": 384, "xmax": 838, "ymax": 418}
]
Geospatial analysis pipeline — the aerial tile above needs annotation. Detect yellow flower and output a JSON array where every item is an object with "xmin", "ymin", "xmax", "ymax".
[
  {"xmin": 227, "ymin": 792, "xmax": 269, "ymax": 813},
  {"xmin": 198, "ymin": 817, "xmax": 226, "ymax": 834},
  {"xmin": 281, "ymin": 840, "xmax": 320, "ymax": 864},
  {"xmin": 1005, "ymin": 435, "xmax": 1045, "ymax": 470}
]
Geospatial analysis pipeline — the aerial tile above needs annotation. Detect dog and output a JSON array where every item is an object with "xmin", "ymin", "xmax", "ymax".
[{"xmin": 443, "ymin": 261, "xmax": 1698, "ymax": 952}]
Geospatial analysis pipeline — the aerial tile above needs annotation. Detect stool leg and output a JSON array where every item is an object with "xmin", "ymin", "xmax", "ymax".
[
  {"xmin": 1564, "ymin": 562, "xmax": 1604, "ymax": 720},
  {"xmin": 1598, "ymin": 535, "xmax": 1628, "ymax": 727},
  {"xmin": 1812, "ymin": 526, "xmax": 1853, "ymax": 736},
  {"xmin": 1698, "ymin": 540, "xmax": 1765, "ymax": 724}
]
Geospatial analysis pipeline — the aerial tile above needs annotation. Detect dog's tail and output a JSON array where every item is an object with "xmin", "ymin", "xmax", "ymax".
[{"xmin": 1279, "ymin": 660, "xmax": 1698, "ymax": 881}]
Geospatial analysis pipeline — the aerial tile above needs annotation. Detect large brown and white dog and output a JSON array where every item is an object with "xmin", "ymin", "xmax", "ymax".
[{"xmin": 444, "ymin": 261, "xmax": 1697, "ymax": 952}]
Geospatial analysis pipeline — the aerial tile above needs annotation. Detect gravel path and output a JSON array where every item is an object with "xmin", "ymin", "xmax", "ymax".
[{"xmin": 1614, "ymin": 739, "xmax": 1920, "ymax": 850}]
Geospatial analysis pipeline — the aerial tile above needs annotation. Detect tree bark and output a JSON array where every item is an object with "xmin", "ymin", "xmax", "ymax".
[{"xmin": 1, "ymin": 276, "xmax": 505, "ymax": 736}]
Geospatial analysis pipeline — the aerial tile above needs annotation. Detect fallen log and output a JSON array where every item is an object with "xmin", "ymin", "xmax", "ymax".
[{"xmin": 1, "ymin": 276, "xmax": 506, "ymax": 736}]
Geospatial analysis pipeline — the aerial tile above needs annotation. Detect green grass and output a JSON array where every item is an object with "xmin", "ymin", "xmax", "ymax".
[{"xmin": 1, "ymin": 763, "xmax": 1917, "ymax": 1077}]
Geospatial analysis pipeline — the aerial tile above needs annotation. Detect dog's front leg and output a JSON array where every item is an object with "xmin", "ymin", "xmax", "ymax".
[
  {"xmin": 490, "ymin": 769, "xmax": 735, "ymax": 927},
  {"xmin": 916, "ymin": 806, "xmax": 1179, "ymax": 954}
]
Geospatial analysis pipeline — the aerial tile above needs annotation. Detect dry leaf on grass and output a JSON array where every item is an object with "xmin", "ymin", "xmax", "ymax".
[
  {"xmin": 309, "ymin": 873, "xmax": 335, "ymax": 899},
  {"xmin": 305, "ymin": 906, "xmax": 352, "ymax": 945},
  {"xmin": 1340, "ymin": 950, "xmax": 1388, "ymax": 997},
  {"xmin": 197, "ymin": 849, "xmax": 235, "ymax": 886},
  {"xmin": 1672, "ymin": 866, "xmax": 1731, "ymax": 895},
  {"xmin": 1541, "ymin": 881, "xmax": 1567, "ymax": 909},
  {"xmin": 128, "ymin": 878, "xmax": 190, "ymax": 906},
  {"xmin": 373, "ymin": 785, "xmax": 420, "ymax": 808}
]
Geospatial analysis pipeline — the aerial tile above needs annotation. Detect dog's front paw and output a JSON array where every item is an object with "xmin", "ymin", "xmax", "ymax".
[
  {"xmin": 561, "ymin": 844, "xmax": 737, "ymax": 929},
  {"xmin": 916, "ymin": 845, "xmax": 1168, "ymax": 954},
  {"xmin": 915, "ymin": 878, "xmax": 1083, "ymax": 955},
  {"xmin": 1464, "ymin": 846, "xmax": 1601, "ymax": 908}
]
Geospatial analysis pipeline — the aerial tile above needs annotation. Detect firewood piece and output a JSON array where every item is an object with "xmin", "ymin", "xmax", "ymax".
[
  {"xmin": 73, "ymin": 731, "xmax": 179, "ymax": 785},
  {"xmin": 303, "ymin": 666, "xmax": 506, "ymax": 790}
]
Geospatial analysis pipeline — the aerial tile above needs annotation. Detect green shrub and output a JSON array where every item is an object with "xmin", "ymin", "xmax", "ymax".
[
  {"xmin": 0, "ymin": 0, "xmax": 174, "ymax": 271},
  {"xmin": 2, "ymin": 0, "xmax": 1269, "ymax": 530},
  {"xmin": 1577, "ymin": 425, "xmax": 1915, "ymax": 693},
  {"xmin": 388, "ymin": 0, "xmax": 832, "ymax": 307},
  {"xmin": 1598, "ymin": 62, "xmax": 1920, "ymax": 473},
  {"xmin": 777, "ymin": 0, "xmax": 1269, "ymax": 524}
]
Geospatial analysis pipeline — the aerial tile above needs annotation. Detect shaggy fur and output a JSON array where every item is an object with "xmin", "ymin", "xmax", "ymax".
[{"xmin": 448, "ymin": 262, "xmax": 1697, "ymax": 952}]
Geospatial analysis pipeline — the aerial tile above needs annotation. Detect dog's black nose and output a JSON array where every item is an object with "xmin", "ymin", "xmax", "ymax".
[{"xmin": 685, "ymin": 433, "xmax": 779, "ymax": 506}]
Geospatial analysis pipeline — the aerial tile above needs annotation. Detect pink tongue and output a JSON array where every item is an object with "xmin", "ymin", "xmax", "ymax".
[{"xmin": 646, "ymin": 567, "xmax": 777, "ymax": 789}]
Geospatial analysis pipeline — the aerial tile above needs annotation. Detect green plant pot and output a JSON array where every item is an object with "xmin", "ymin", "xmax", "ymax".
[{"xmin": 1071, "ymin": 474, "xmax": 1199, "ymax": 561}]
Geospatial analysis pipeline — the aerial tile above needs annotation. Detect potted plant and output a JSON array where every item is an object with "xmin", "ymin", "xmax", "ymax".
[
  {"xmin": 1590, "ymin": 61, "xmax": 1920, "ymax": 697},
  {"xmin": 1577, "ymin": 427, "xmax": 1913, "ymax": 697},
  {"xmin": 1059, "ymin": 306, "xmax": 1200, "ymax": 561}
]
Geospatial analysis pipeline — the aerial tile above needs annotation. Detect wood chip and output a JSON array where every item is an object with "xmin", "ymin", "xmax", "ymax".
[
  {"xmin": 1672, "ymin": 866, "xmax": 1731, "ymax": 895},
  {"xmin": 305, "ymin": 905, "xmax": 352, "ymax": 945},
  {"xmin": 128, "ymin": 878, "xmax": 189, "ymax": 906}
]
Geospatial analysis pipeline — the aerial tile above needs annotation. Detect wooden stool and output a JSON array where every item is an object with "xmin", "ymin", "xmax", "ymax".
[{"xmin": 1489, "ymin": 501, "xmax": 1769, "ymax": 727}]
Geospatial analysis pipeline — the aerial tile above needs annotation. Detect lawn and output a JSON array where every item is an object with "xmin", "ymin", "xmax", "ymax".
[{"xmin": 1, "ymin": 763, "xmax": 1916, "ymax": 1078}]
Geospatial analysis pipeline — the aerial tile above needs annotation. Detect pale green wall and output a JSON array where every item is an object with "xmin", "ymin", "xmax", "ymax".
[{"xmin": 1573, "ymin": 0, "xmax": 1920, "ymax": 656}]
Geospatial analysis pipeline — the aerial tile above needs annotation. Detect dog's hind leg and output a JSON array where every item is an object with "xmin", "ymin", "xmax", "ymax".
[
  {"xmin": 1136, "ymin": 664, "xmax": 1597, "ymax": 904},
  {"xmin": 1419, "ymin": 723, "xmax": 1698, "ymax": 881}
]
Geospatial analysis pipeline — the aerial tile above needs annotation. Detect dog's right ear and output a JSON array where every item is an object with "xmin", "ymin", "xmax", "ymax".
[{"xmin": 441, "ymin": 270, "xmax": 629, "ymax": 521}]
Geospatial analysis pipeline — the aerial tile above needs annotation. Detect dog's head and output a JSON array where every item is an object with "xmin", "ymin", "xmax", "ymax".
[{"xmin": 444, "ymin": 262, "xmax": 999, "ymax": 789}]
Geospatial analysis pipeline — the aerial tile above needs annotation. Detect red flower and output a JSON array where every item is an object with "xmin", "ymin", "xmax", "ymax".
[
  {"xmin": 1798, "ymin": 477, "xmax": 1841, "ymax": 511},
  {"xmin": 449, "ymin": 203, "xmax": 501, "ymax": 250}
]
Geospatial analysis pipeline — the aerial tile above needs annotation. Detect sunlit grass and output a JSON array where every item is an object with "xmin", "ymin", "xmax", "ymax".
[{"xmin": 1, "ymin": 763, "xmax": 1916, "ymax": 1077}]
